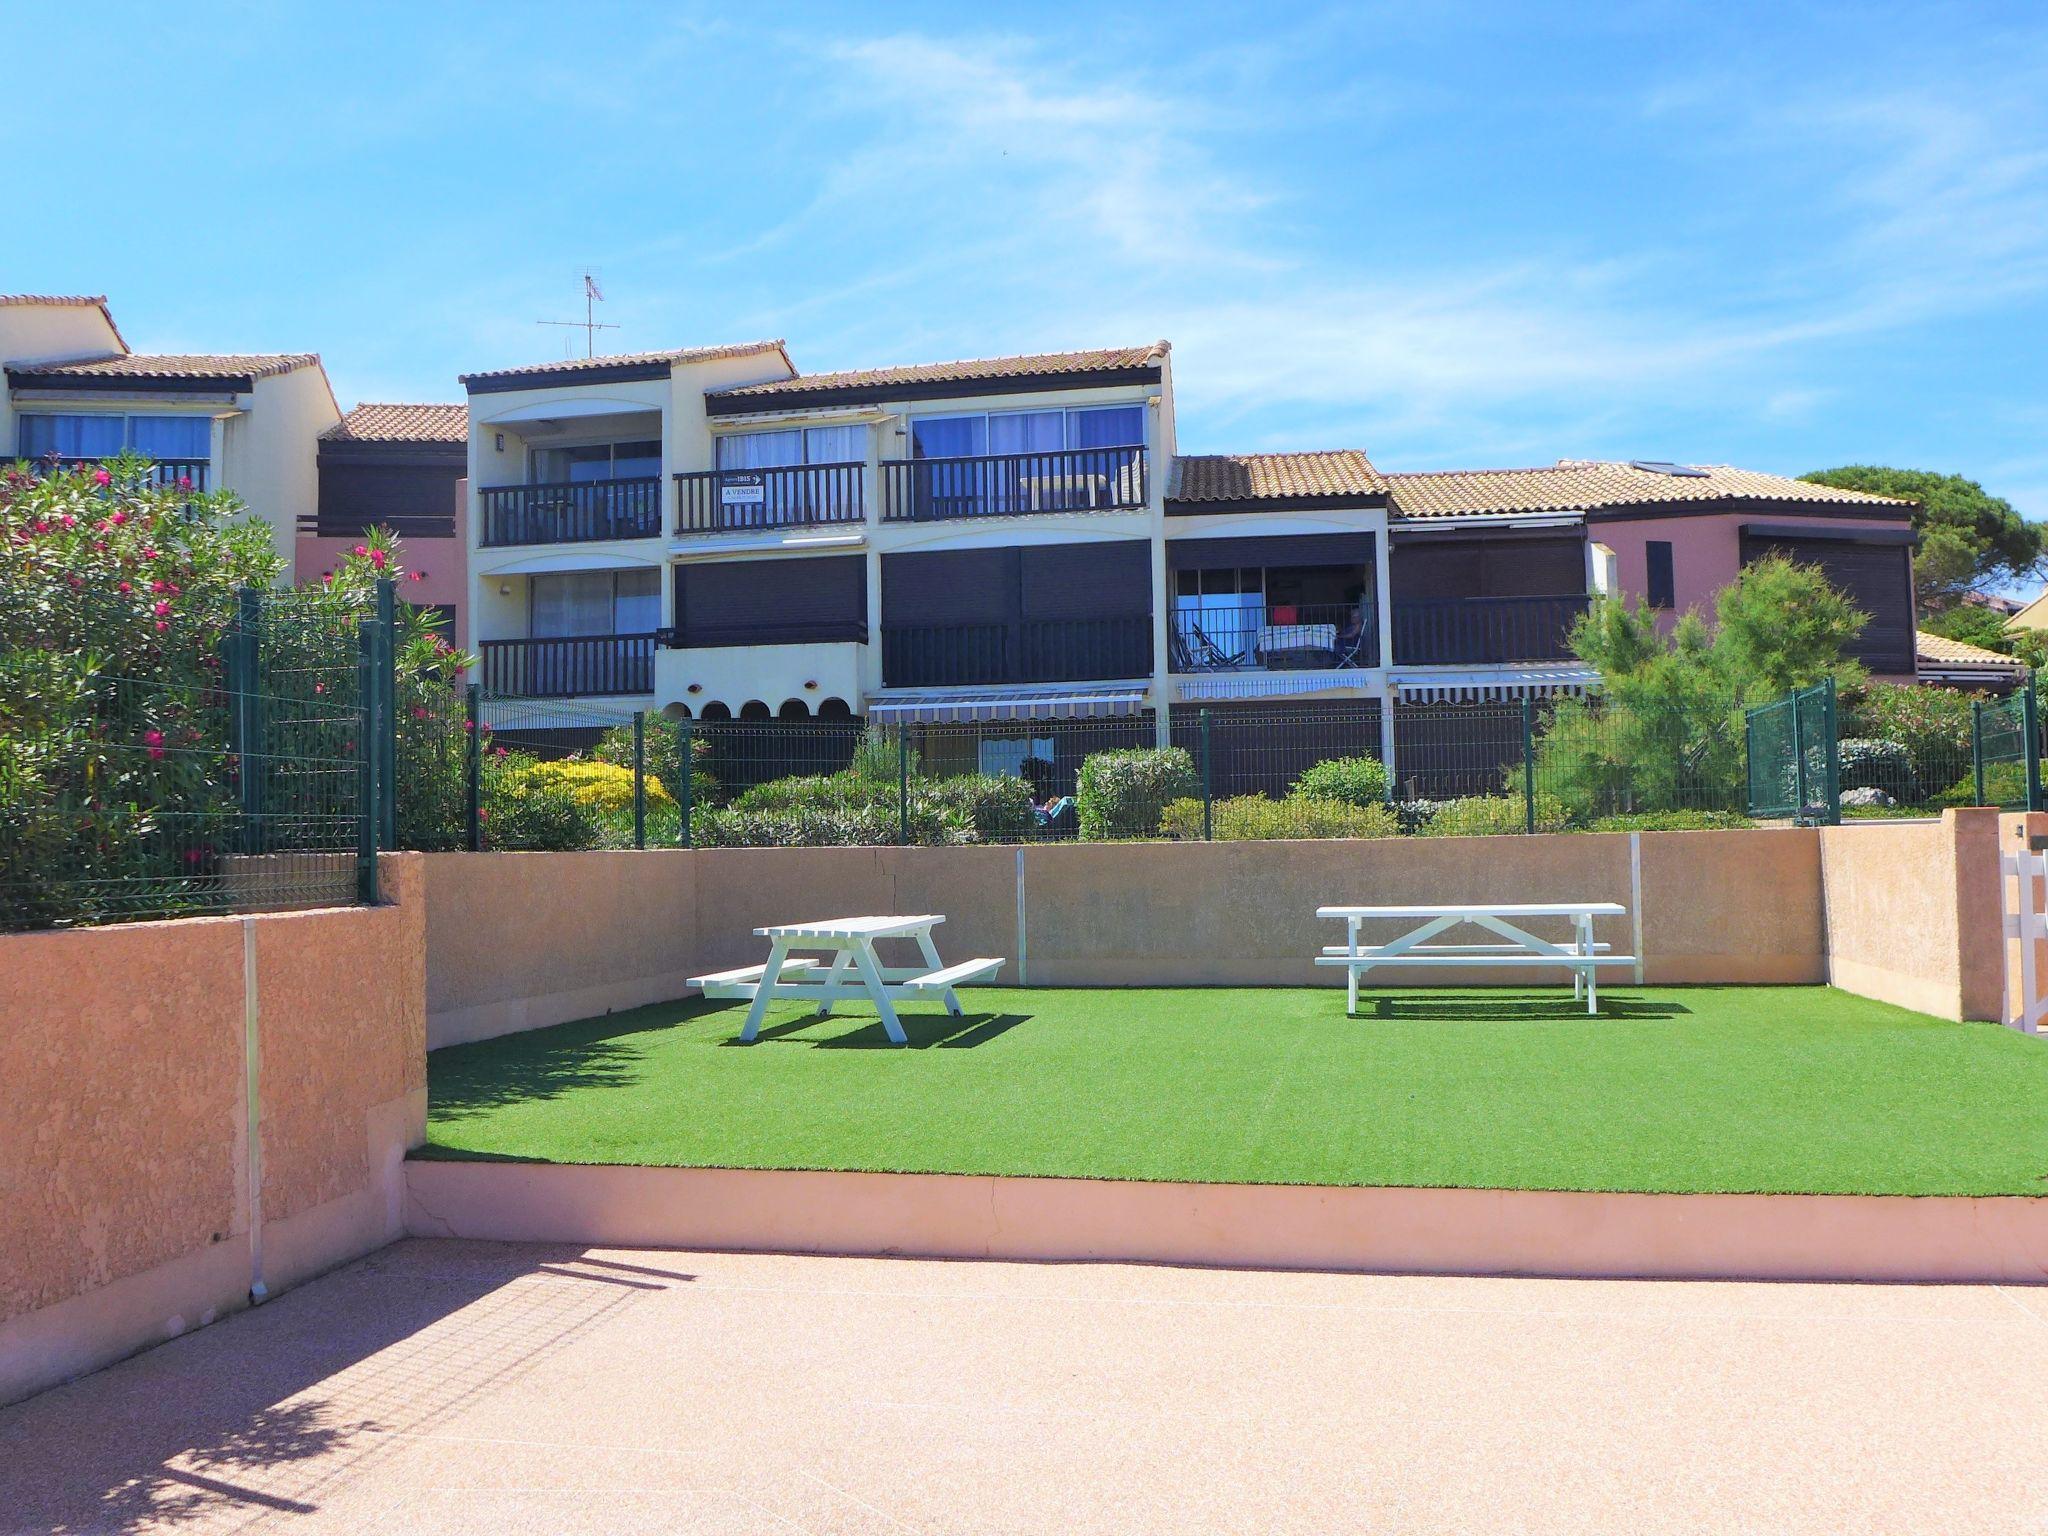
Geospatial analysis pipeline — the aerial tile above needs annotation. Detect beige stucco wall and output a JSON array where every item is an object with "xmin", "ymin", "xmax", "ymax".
[
  {"xmin": 1819, "ymin": 809, "xmax": 2003, "ymax": 1021},
  {"xmin": 0, "ymin": 855, "xmax": 426, "ymax": 1406}
]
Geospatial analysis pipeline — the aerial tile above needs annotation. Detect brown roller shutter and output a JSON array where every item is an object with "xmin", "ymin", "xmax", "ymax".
[
  {"xmin": 1740, "ymin": 533, "xmax": 1916, "ymax": 673},
  {"xmin": 675, "ymin": 555, "xmax": 866, "ymax": 646}
]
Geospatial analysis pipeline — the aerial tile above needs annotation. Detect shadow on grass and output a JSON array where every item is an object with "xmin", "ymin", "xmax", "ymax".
[
  {"xmin": 718, "ymin": 1011, "xmax": 1033, "ymax": 1049},
  {"xmin": 427, "ymin": 1000, "xmax": 727, "ymax": 1119},
  {"xmin": 1365, "ymin": 992, "xmax": 1691, "ymax": 1022}
]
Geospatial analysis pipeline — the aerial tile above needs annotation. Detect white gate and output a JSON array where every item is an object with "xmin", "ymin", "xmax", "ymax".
[{"xmin": 2002, "ymin": 847, "xmax": 2047, "ymax": 1034}]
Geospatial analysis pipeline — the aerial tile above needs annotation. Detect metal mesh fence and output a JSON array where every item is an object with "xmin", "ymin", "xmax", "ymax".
[{"xmin": 2, "ymin": 589, "xmax": 370, "ymax": 930}]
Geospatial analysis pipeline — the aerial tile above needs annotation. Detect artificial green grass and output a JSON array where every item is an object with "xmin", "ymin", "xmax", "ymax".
[{"xmin": 420, "ymin": 987, "xmax": 2048, "ymax": 1196}]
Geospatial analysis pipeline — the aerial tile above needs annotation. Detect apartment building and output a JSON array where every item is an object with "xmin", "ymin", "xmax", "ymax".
[
  {"xmin": 459, "ymin": 334, "xmax": 1921, "ymax": 772},
  {"xmin": 1, "ymin": 294, "xmax": 338, "ymax": 576},
  {"xmin": 300, "ymin": 403, "xmax": 470, "ymax": 646}
]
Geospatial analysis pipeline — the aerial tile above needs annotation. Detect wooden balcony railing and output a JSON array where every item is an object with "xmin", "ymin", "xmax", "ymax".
[
  {"xmin": 1171, "ymin": 603, "xmax": 1377, "ymax": 672},
  {"xmin": 478, "ymin": 477, "xmax": 662, "ymax": 547},
  {"xmin": 881, "ymin": 615, "xmax": 1152, "ymax": 688},
  {"xmin": 9, "ymin": 452, "xmax": 209, "ymax": 491},
  {"xmin": 1390, "ymin": 594, "xmax": 1589, "ymax": 665},
  {"xmin": 478, "ymin": 633, "xmax": 656, "ymax": 697},
  {"xmin": 881, "ymin": 446, "xmax": 1148, "ymax": 523},
  {"xmin": 675, "ymin": 462, "xmax": 864, "ymax": 534}
]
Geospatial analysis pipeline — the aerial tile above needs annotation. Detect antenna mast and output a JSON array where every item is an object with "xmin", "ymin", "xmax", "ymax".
[{"xmin": 536, "ymin": 271, "xmax": 620, "ymax": 358}]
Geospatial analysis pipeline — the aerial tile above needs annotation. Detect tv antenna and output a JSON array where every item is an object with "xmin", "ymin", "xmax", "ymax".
[{"xmin": 536, "ymin": 271, "xmax": 620, "ymax": 357}]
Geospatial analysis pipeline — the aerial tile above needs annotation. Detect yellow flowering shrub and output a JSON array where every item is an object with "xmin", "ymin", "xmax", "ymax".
[{"xmin": 509, "ymin": 758, "xmax": 675, "ymax": 813}]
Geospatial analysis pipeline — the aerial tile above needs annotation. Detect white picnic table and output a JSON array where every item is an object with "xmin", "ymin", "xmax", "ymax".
[
  {"xmin": 689, "ymin": 915, "xmax": 1003, "ymax": 1045},
  {"xmin": 1315, "ymin": 902, "xmax": 1634, "ymax": 1016}
]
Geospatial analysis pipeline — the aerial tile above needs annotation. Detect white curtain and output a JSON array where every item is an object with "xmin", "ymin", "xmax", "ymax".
[
  {"xmin": 530, "ymin": 572, "xmax": 617, "ymax": 637},
  {"xmin": 716, "ymin": 430, "xmax": 803, "ymax": 469},
  {"xmin": 802, "ymin": 425, "xmax": 864, "ymax": 464},
  {"xmin": 614, "ymin": 570, "xmax": 660, "ymax": 633}
]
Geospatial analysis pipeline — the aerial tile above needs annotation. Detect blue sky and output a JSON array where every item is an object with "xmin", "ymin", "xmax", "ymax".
[{"xmin": 13, "ymin": 2, "xmax": 2048, "ymax": 539}]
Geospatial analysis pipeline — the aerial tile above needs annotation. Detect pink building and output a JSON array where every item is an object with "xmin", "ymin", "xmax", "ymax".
[{"xmin": 296, "ymin": 403, "xmax": 470, "ymax": 649}]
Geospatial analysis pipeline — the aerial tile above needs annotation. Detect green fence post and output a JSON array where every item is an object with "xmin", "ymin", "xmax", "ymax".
[
  {"xmin": 355, "ymin": 619, "xmax": 379, "ymax": 904},
  {"xmin": 1788, "ymin": 686, "xmax": 1808, "ymax": 824},
  {"xmin": 1972, "ymin": 699, "xmax": 1987, "ymax": 806},
  {"xmin": 463, "ymin": 682, "xmax": 482, "ymax": 851},
  {"xmin": 374, "ymin": 578, "xmax": 397, "ymax": 849},
  {"xmin": 1521, "ymin": 695, "xmax": 1537, "ymax": 834},
  {"xmin": 2025, "ymin": 674, "xmax": 2043, "ymax": 813},
  {"xmin": 898, "ymin": 726, "xmax": 911, "ymax": 845},
  {"xmin": 677, "ymin": 721, "xmax": 694, "ymax": 848},
  {"xmin": 632, "ymin": 710, "xmax": 647, "ymax": 850},
  {"xmin": 1199, "ymin": 708, "xmax": 1214, "ymax": 841},
  {"xmin": 1820, "ymin": 676, "xmax": 1842, "ymax": 826}
]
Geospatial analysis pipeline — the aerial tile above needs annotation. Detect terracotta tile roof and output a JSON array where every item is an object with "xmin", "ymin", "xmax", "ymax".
[
  {"xmin": 1168, "ymin": 449, "xmax": 1387, "ymax": 504},
  {"xmin": 709, "ymin": 342, "xmax": 1169, "ymax": 401},
  {"xmin": 322, "ymin": 403, "xmax": 468, "ymax": 444},
  {"xmin": 1915, "ymin": 630, "xmax": 2026, "ymax": 670},
  {"xmin": 459, "ymin": 341, "xmax": 791, "ymax": 387},
  {"xmin": 8, "ymin": 352, "xmax": 318, "ymax": 382},
  {"xmin": 1386, "ymin": 460, "xmax": 1917, "ymax": 519}
]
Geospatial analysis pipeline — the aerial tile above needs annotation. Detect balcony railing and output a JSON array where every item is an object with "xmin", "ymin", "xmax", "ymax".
[
  {"xmin": 675, "ymin": 462, "xmax": 864, "ymax": 534},
  {"xmin": 478, "ymin": 633, "xmax": 656, "ymax": 697},
  {"xmin": 1390, "ymin": 594, "xmax": 1589, "ymax": 665},
  {"xmin": 1171, "ymin": 603, "xmax": 1377, "ymax": 673},
  {"xmin": 478, "ymin": 477, "xmax": 662, "ymax": 547},
  {"xmin": 881, "ymin": 446, "xmax": 1148, "ymax": 523},
  {"xmin": 9, "ymin": 452, "xmax": 209, "ymax": 491},
  {"xmin": 881, "ymin": 615, "xmax": 1152, "ymax": 688}
]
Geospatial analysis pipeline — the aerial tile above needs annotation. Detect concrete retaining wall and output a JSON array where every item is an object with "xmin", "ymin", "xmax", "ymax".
[{"xmin": 0, "ymin": 855, "xmax": 427, "ymax": 1407}]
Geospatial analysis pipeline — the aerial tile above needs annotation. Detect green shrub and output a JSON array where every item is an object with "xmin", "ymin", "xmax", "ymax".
[
  {"xmin": 924, "ymin": 774, "xmax": 1038, "ymax": 842},
  {"xmin": 1290, "ymin": 755, "xmax": 1389, "ymax": 809},
  {"xmin": 1586, "ymin": 810, "xmax": 1755, "ymax": 832},
  {"xmin": 485, "ymin": 762, "xmax": 599, "ymax": 850},
  {"xmin": 1930, "ymin": 761, "xmax": 2025, "ymax": 809},
  {"xmin": 1836, "ymin": 737, "xmax": 1916, "ymax": 801},
  {"xmin": 1842, "ymin": 683, "xmax": 1974, "ymax": 796},
  {"xmin": 1391, "ymin": 797, "xmax": 1445, "ymax": 835},
  {"xmin": 1159, "ymin": 794, "xmax": 1399, "ymax": 841},
  {"xmin": 692, "ymin": 799, "xmax": 964, "ymax": 848},
  {"xmin": 589, "ymin": 721, "xmax": 716, "ymax": 806},
  {"xmin": 1075, "ymin": 747, "xmax": 1198, "ymax": 840},
  {"xmin": 1419, "ymin": 793, "xmax": 1573, "ymax": 837}
]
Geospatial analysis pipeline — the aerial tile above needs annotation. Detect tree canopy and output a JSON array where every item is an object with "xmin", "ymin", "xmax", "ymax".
[{"xmin": 1800, "ymin": 465, "xmax": 2041, "ymax": 610}]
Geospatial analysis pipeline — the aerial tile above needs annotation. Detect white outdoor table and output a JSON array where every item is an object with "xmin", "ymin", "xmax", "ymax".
[
  {"xmin": 1315, "ymin": 902, "xmax": 1633, "ymax": 1016},
  {"xmin": 689, "ymin": 915, "xmax": 1003, "ymax": 1045}
]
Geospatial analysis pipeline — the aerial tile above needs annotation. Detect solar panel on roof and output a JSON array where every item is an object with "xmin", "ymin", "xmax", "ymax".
[{"xmin": 1628, "ymin": 460, "xmax": 1709, "ymax": 478}]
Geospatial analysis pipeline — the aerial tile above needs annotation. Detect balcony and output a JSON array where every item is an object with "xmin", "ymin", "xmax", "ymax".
[
  {"xmin": 1390, "ymin": 594, "xmax": 1589, "ymax": 665},
  {"xmin": 882, "ymin": 615, "xmax": 1152, "ymax": 688},
  {"xmin": 478, "ymin": 477, "xmax": 662, "ymax": 547},
  {"xmin": 1171, "ymin": 603, "xmax": 1376, "ymax": 673},
  {"xmin": 675, "ymin": 462, "xmax": 864, "ymax": 535},
  {"xmin": 881, "ymin": 446, "xmax": 1148, "ymax": 523},
  {"xmin": 479, "ymin": 633, "xmax": 656, "ymax": 697},
  {"xmin": 10, "ymin": 452, "xmax": 208, "ymax": 491}
]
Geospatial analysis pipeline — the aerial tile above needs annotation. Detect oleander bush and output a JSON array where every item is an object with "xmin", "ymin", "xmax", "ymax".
[
  {"xmin": 1075, "ymin": 747, "xmax": 1198, "ymax": 840},
  {"xmin": 1841, "ymin": 682, "xmax": 1975, "ymax": 801},
  {"xmin": 589, "ymin": 721, "xmax": 716, "ymax": 807}
]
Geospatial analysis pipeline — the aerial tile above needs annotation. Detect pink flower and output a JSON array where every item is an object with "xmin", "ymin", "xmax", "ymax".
[
  {"xmin": 322, "ymin": 571, "xmax": 334, "ymax": 583},
  {"xmin": 144, "ymin": 729, "xmax": 165, "ymax": 760},
  {"xmin": 313, "ymin": 682, "xmax": 326, "ymax": 695},
  {"xmin": 153, "ymin": 600, "xmax": 171, "ymax": 617},
  {"xmin": 32, "ymin": 520, "xmax": 49, "ymax": 533},
  {"xmin": 117, "ymin": 581, "xmax": 132, "ymax": 595},
  {"xmin": 150, "ymin": 579, "xmax": 168, "ymax": 593},
  {"xmin": 368, "ymin": 549, "xmax": 388, "ymax": 570},
  {"xmin": 108, "ymin": 509, "xmax": 126, "ymax": 525},
  {"xmin": 412, "ymin": 706, "xmax": 429, "ymax": 720},
  {"xmin": 93, "ymin": 469, "xmax": 111, "ymax": 487},
  {"xmin": 351, "ymin": 544, "xmax": 368, "ymax": 558},
  {"xmin": 155, "ymin": 620, "xmax": 168, "ymax": 632},
  {"xmin": 407, "ymin": 570, "xmax": 425, "ymax": 583},
  {"xmin": 59, "ymin": 514, "xmax": 75, "ymax": 528},
  {"xmin": 176, "ymin": 476, "xmax": 192, "ymax": 490}
]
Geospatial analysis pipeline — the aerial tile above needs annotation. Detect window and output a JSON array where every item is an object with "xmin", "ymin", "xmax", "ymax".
[
  {"xmin": 529, "ymin": 569, "xmax": 659, "ymax": 637},
  {"xmin": 715, "ymin": 424, "xmax": 865, "ymax": 469},
  {"xmin": 17, "ymin": 412, "xmax": 210, "ymax": 460},
  {"xmin": 1646, "ymin": 541, "xmax": 1675, "ymax": 609},
  {"xmin": 531, "ymin": 439, "xmax": 661, "ymax": 483},
  {"xmin": 909, "ymin": 405, "xmax": 1143, "ymax": 459}
]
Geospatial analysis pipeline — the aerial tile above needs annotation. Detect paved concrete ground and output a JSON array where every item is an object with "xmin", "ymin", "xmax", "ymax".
[{"xmin": 4, "ymin": 1240, "xmax": 2048, "ymax": 1534}]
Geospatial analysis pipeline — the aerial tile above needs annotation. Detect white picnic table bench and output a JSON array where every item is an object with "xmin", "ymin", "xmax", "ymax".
[
  {"xmin": 1315, "ymin": 902, "xmax": 1634, "ymax": 1016},
  {"xmin": 689, "ymin": 915, "xmax": 1003, "ymax": 1045}
]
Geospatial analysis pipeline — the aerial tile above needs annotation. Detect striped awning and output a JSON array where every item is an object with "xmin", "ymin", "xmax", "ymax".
[
  {"xmin": 865, "ymin": 684, "xmax": 1149, "ymax": 724},
  {"xmin": 1176, "ymin": 670, "xmax": 1370, "ymax": 702},
  {"xmin": 1394, "ymin": 665, "xmax": 1600, "ymax": 703}
]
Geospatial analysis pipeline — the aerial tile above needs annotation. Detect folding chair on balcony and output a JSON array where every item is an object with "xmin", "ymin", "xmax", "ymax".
[{"xmin": 1171, "ymin": 622, "xmax": 1234, "ymax": 672}]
